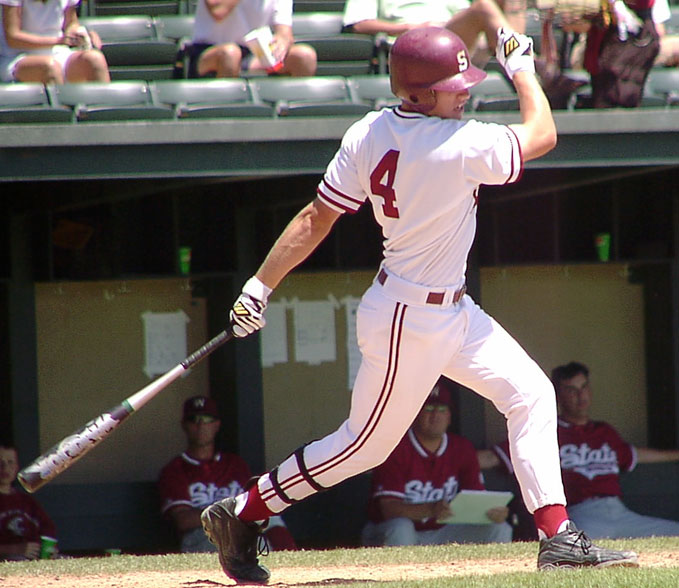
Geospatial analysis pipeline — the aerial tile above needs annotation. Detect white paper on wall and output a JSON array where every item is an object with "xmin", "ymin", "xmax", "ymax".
[
  {"xmin": 141, "ymin": 310, "xmax": 189, "ymax": 377},
  {"xmin": 261, "ymin": 301, "xmax": 288, "ymax": 367},
  {"xmin": 293, "ymin": 300, "xmax": 336, "ymax": 365}
]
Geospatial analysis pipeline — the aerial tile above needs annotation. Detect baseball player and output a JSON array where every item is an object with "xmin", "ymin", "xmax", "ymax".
[
  {"xmin": 158, "ymin": 396, "xmax": 296, "ymax": 552},
  {"xmin": 0, "ymin": 444, "xmax": 57, "ymax": 560},
  {"xmin": 201, "ymin": 9, "xmax": 639, "ymax": 584},
  {"xmin": 362, "ymin": 382, "xmax": 513, "ymax": 546}
]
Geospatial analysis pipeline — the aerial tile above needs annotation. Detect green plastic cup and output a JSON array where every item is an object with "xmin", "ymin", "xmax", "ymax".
[{"xmin": 40, "ymin": 536, "xmax": 57, "ymax": 559}]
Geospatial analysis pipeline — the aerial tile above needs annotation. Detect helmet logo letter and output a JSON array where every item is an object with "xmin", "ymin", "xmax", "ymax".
[{"xmin": 457, "ymin": 50, "xmax": 468, "ymax": 72}]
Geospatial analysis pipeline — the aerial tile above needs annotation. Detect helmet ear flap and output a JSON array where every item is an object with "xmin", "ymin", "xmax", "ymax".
[{"xmin": 406, "ymin": 88, "xmax": 437, "ymax": 113}]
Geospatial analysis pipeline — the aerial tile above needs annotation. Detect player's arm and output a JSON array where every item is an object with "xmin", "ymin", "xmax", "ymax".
[
  {"xmin": 636, "ymin": 447, "xmax": 679, "ymax": 463},
  {"xmin": 256, "ymin": 198, "xmax": 341, "ymax": 289},
  {"xmin": 229, "ymin": 198, "xmax": 341, "ymax": 337},
  {"xmin": 378, "ymin": 496, "xmax": 451, "ymax": 522},
  {"xmin": 495, "ymin": 28, "xmax": 557, "ymax": 162},
  {"xmin": 348, "ymin": 19, "xmax": 419, "ymax": 36},
  {"xmin": 167, "ymin": 504, "xmax": 202, "ymax": 533},
  {"xmin": 477, "ymin": 449, "xmax": 501, "ymax": 469}
]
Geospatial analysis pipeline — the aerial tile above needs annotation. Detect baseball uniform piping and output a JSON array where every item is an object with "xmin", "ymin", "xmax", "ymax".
[
  {"xmin": 260, "ymin": 303, "xmax": 407, "ymax": 503},
  {"xmin": 294, "ymin": 445, "xmax": 327, "ymax": 492}
]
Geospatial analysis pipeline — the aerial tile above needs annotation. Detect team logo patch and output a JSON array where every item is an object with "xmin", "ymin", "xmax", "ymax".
[{"xmin": 503, "ymin": 35, "xmax": 519, "ymax": 58}]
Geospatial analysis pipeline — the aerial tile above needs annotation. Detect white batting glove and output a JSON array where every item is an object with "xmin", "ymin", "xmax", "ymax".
[
  {"xmin": 611, "ymin": 0, "xmax": 642, "ymax": 41},
  {"xmin": 495, "ymin": 27, "xmax": 535, "ymax": 80},
  {"xmin": 230, "ymin": 276, "xmax": 272, "ymax": 338}
]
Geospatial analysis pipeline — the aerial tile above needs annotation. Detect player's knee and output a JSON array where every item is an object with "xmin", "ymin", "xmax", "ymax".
[{"xmin": 382, "ymin": 517, "xmax": 417, "ymax": 546}]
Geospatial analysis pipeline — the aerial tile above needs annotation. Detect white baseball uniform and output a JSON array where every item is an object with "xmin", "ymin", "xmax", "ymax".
[{"xmin": 255, "ymin": 106, "xmax": 566, "ymax": 517}]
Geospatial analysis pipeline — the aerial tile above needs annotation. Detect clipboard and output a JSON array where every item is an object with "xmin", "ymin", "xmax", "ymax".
[{"xmin": 437, "ymin": 490, "xmax": 514, "ymax": 525}]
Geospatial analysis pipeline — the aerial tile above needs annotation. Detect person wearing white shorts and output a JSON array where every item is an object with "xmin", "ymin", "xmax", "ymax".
[{"xmin": 0, "ymin": 0, "xmax": 109, "ymax": 83}]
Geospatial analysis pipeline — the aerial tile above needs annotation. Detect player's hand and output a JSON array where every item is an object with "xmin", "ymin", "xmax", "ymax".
[
  {"xmin": 486, "ymin": 505, "xmax": 510, "ymax": 523},
  {"xmin": 495, "ymin": 27, "xmax": 535, "ymax": 80},
  {"xmin": 24, "ymin": 541, "xmax": 40, "ymax": 559},
  {"xmin": 611, "ymin": 0, "xmax": 642, "ymax": 40},
  {"xmin": 229, "ymin": 276, "xmax": 272, "ymax": 338},
  {"xmin": 430, "ymin": 499, "xmax": 452, "ymax": 521}
]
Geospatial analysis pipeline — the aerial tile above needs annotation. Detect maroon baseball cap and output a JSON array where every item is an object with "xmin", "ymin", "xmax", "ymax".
[
  {"xmin": 424, "ymin": 384, "xmax": 452, "ymax": 407},
  {"xmin": 182, "ymin": 395, "xmax": 219, "ymax": 421}
]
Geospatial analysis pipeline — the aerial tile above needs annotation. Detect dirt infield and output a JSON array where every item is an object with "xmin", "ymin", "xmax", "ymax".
[{"xmin": 3, "ymin": 552, "xmax": 679, "ymax": 588}]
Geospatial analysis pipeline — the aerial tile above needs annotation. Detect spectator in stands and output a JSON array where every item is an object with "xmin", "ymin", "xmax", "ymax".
[
  {"xmin": 479, "ymin": 361, "xmax": 679, "ymax": 539},
  {"xmin": 187, "ymin": 0, "xmax": 317, "ymax": 79},
  {"xmin": 158, "ymin": 395, "xmax": 297, "ymax": 552},
  {"xmin": 342, "ymin": 0, "xmax": 527, "ymax": 54},
  {"xmin": 0, "ymin": 0, "xmax": 110, "ymax": 83},
  {"xmin": 361, "ymin": 381, "xmax": 513, "ymax": 547},
  {"xmin": 653, "ymin": 0, "xmax": 679, "ymax": 66},
  {"xmin": 0, "ymin": 443, "xmax": 58, "ymax": 561}
]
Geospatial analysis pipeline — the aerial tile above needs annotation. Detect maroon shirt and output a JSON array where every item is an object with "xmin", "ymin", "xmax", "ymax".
[
  {"xmin": 158, "ymin": 452, "xmax": 252, "ymax": 515},
  {"xmin": 0, "ymin": 489, "xmax": 56, "ymax": 544},
  {"xmin": 367, "ymin": 429, "xmax": 485, "ymax": 531},
  {"xmin": 494, "ymin": 418, "xmax": 636, "ymax": 506}
]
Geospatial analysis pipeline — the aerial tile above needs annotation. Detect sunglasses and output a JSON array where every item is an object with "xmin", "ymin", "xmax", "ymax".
[
  {"xmin": 186, "ymin": 414, "xmax": 218, "ymax": 424},
  {"xmin": 422, "ymin": 405, "xmax": 449, "ymax": 413}
]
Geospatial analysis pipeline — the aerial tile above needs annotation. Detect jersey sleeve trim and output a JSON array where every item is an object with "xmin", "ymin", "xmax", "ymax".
[
  {"xmin": 494, "ymin": 443, "xmax": 514, "ymax": 474},
  {"xmin": 317, "ymin": 180, "xmax": 362, "ymax": 214},
  {"xmin": 628, "ymin": 445, "xmax": 638, "ymax": 472},
  {"xmin": 374, "ymin": 489, "xmax": 406, "ymax": 500},
  {"xmin": 503, "ymin": 126, "xmax": 523, "ymax": 185}
]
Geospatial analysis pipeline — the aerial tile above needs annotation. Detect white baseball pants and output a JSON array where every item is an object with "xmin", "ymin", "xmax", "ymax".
[{"xmin": 256, "ymin": 271, "xmax": 566, "ymax": 514}]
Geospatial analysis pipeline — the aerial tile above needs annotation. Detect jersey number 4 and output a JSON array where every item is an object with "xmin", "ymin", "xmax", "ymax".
[{"xmin": 370, "ymin": 149, "xmax": 400, "ymax": 218}]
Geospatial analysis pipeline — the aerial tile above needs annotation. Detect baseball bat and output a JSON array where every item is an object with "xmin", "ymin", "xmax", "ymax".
[{"xmin": 17, "ymin": 328, "xmax": 234, "ymax": 493}]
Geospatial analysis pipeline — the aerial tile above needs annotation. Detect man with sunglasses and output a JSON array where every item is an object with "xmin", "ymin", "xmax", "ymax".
[
  {"xmin": 158, "ymin": 396, "xmax": 296, "ymax": 552},
  {"xmin": 360, "ymin": 382, "xmax": 512, "ymax": 546}
]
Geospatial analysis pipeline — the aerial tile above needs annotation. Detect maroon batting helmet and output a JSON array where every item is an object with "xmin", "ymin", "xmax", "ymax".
[{"xmin": 389, "ymin": 27, "xmax": 487, "ymax": 112}]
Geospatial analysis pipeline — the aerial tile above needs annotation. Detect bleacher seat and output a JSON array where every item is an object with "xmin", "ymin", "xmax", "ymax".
[
  {"xmin": 0, "ymin": 83, "xmax": 72, "ymax": 124},
  {"xmin": 292, "ymin": 12, "xmax": 343, "ymax": 36},
  {"xmin": 82, "ymin": 0, "xmax": 182, "ymax": 17},
  {"xmin": 51, "ymin": 81, "xmax": 174, "ymax": 121},
  {"xmin": 154, "ymin": 14, "xmax": 194, "ymax": 42},
  {"xmin": 295, "ymin": 34, "xmax": 376, "ymax": 76},
  {"xmin": 469, "ymin": 72, "xmax": 518, "ymax": 111},
  {"xmin": 347, "ymin": 74, "xmax": 398, "ymax": 110},
  {"xmin": 293, "ymin": 0, "xmax": 346, "ymax": 12},
  {"xmin": 81, "ymin": 16, "xmax": 180, "ymax": 80},
  {"xmin": 249, "ymin": 76, "xmax": 371, "ymax": 116},
  {"xmin": 647, "ymin": 68, "xmax": 679, "ymax": 106},
  {"xmin": 153, "ymin": 79, "xmax": 274, "ymax": 117}
]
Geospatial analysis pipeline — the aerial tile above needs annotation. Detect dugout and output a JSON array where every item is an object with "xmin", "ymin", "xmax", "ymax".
[{"xmin": 2, "ymin": 108, "xmax": 679, "ymax": 554}]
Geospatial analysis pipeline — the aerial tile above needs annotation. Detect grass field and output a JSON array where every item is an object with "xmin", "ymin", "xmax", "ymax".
[{"xmin": 2, "ymin": 537, "xmax": 679, "ymax": 587}]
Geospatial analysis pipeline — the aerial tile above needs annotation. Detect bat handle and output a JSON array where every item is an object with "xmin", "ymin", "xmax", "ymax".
[{"xmin": 181, "ymin": 328, "xmax": 233, "ymax": 369}]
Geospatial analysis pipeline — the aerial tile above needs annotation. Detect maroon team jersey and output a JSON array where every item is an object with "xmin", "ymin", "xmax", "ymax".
[
  {"xmin": 0, "ymin": 489, "xmax": 56, "ymax": 544},
  {"xmin": 158, "ymin": 452, "xmax": 253, "ymax": 515},
  {"xmin": 494, "ymin": 418, "xmax": 637, "ymax": 506},
  {"xmin": 367, "ymin": 429, "xmax": 485, "ymax": 531}
]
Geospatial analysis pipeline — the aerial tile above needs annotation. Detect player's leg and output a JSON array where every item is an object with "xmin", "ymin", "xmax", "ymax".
[
  {"xmin": 13, "ymin": 55, "xmax": 64, "ymax": 84},
  {"xmin": 427, "ymin": 521, "xmax": 513, "ymax": 544},
  {"xmin": 362, "ymin": 517, "xmax": 419, "ymax": 546},
  {"xmin": 203, "ymin": 286, "xmax": 462, "ymax": 581},
  {"xmin": 585, "ymin": 496, "xmax": 679, "ymax": 539},
  {"xmin": 445, "ymin": 0, "xmax": 509, "ymax": 54},
  {"xmin": 442, "ymin": 299, "xmax": 638, "ymax": 568}
]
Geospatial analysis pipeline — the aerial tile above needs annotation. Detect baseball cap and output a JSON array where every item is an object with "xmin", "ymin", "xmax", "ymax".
[
  {"xmin": 182, "ymin": 395, "xmax": 219, "ymax": 421},
  {"xmin": 424, "ymin": 384, "xmax": 451, "ymax": 407}
]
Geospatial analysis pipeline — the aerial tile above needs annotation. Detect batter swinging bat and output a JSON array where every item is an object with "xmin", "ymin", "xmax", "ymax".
[{"xmin": 17, "ymin": 328, "xmax": 234, "ymax": 493}]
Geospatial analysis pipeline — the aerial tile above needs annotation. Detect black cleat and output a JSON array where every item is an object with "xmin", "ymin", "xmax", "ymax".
[
  {"xmin": 201, "ymin": 497, "xmax": 270, "ymax": 584},
  {"xmin": 538, "ymin": 522, "xmax": 639, "ymax": 570}
]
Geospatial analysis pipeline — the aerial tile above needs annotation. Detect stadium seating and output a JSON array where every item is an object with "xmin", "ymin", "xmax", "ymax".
[
  {"xmin": 346, "ymin": 74, "xmax": 398, "ymax": 110},
  {"xmin": 646, "ymin": 68, "xmax": 679, "ymax": 106},
  {"xmin": 81, "ymin": 16, "xmax": 180, "ymax": 80},
  {"xmin": 249, "ymin": 76, "xmax": 371, "ymax": 116},
  {"xmin": 292, "ymin": 11, "xmax": 343, "ymax": 37},
  {"xmin": 50, "ymin": 81, "xmax": 174, "ymax": 121},
  {"xmin": 469, "ymin": 72, "xmax": 519, "ymax": 111},
  {"xmin": 0, "ymin": 83, "xmax": 73, "ymax": 124},
  {"xmin": 294, "ymin": 34, "xmax": 377, "ymax": 76},
  {"xmin": 152, "ymin": 79, "xmax": 274, "ymax": 117}
]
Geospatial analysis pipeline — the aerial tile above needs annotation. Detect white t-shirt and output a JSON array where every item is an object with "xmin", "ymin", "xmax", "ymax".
[
  {"xmin": 192, "ymin": 0, "xmax": 292, "ymax": 45},
  {"xmin": 343, "ymin": 0, "xmax": 470, "ymax": 28},
  {"xmin": 317, "ymin": 107, "xmax": 522, "ymax": 287},
  {"xmin": 652, "ymin": 0, "xmax": 670, "ymax": 24},
  {"xmin": 0, "ymin": 0, "xmax": 79, "ymax": 59}
]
